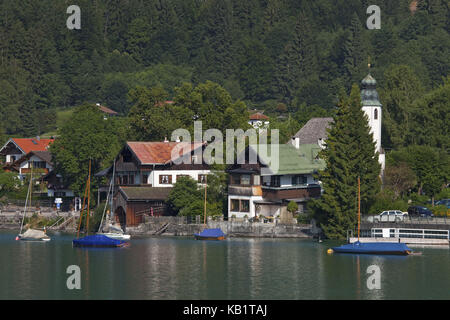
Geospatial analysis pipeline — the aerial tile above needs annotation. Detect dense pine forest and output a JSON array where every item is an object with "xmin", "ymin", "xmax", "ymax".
[{"xmin": 0, "ymin": 0, "xmax": 448, "ymax": 148}]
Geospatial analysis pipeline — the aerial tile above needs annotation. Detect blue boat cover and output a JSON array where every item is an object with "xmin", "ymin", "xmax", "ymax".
[
  {"xmin": 194, "ymin": 228, "xmax": 226, "ymax": 238},
  {"xmin": 332, "ymin": 241, "xmax": 411, "ymax": 254},
  {"xmin": 73, "ymin": 234, "xmax": 126, "ymax": 247}
]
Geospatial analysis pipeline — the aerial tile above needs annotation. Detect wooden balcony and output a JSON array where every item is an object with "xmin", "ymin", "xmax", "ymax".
[
  {"xmin": 228, "ymin": 185, "xmax": 262, "ymax": 196},
  {"xmin": 261, "ymin": 184, "xmax": 321, "ymax": 201},
  {"xmin": 21, "ymin": 168, "xmax": 49, "ymax": 175}
]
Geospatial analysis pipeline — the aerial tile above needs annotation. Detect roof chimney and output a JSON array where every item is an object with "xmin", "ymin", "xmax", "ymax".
[{"xmin": 291, "ymin": 137, "xmax": 300, "ymax": 149}]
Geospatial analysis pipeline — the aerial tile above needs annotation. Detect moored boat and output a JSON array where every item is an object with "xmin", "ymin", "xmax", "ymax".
[
  {"xmin": 73, "ymin": 234, "xmax": 128, "ymax": 248},
  {"xmin": 327, "ymin": 177, "xmax": 413, "ymax": 256},
  {"xmin": 17, "ymin": 228, "xmax": 51, "ymax": 242},
  {"xmin": 73, "ymin": 160, "xmax": 129, "ymax": 248},
  {"xmin": 194, "ymin": 228, "xmax": 226, "ymax": 240},
  {"xmin": 329, "ymin": 241, "xmax": 412, "ymax": 255},
  {"xmin": 193, "ymin": 174, "xmax": 226, "ymax": 241},
  {"xmin": 16, "ymin": 163, "xmax": 51, "ymax": 242}
]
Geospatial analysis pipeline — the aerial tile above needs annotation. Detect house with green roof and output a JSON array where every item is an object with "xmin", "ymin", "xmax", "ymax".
[{"xmin": 227, "ymin": 143, "xmax": 325, "ymax": 219}]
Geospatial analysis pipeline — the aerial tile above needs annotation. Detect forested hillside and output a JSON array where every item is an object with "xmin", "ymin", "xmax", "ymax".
[{"xmin": 0, "ymin": 0, "xmax": 449, "ymax": 150}]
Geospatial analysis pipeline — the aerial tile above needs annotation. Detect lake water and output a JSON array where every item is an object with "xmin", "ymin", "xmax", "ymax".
[{"xmin": 0, "ymin": 230, "xmax": 449, "ymax": 300}]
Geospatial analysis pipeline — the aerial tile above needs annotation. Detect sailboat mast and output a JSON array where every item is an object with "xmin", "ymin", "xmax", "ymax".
[
  {"xmin": 358, "ymin": 176, "xmax": 361, "ymax": 241},
  {"xmin": 76, "ymin": 179, "xmax": 89, "ymax": 238},
  {"xmin": 29, "ymin": 162, "xmax": 33, "ymax": 208},
  {"xmin": 19, "ymin": 164, "xmax": 33, "ymax": 236},
  {"xmin": 86, "ymin": 160, "xmax": 91, "ymax": 235},
  {"xmin": 204, "ymin": 174, "xmax": 207, "ymax": 226}
]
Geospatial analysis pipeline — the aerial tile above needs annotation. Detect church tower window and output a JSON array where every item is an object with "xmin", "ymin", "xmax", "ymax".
[{"xmin": 374, "ymin": 108, "xmax": 378, "ymax": 120}]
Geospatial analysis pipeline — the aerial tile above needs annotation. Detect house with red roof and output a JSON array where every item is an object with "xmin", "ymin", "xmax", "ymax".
[
  {"xmin": 248, "ymin": 112, "xmax": 270, "ymax": 130},
  {"xmin": 0, "ymin": 137, "xmax": 54, "ymax": 165},
  {"xmin": 95, "ymin": 140, "xmax": 212, "ymax": 229}
]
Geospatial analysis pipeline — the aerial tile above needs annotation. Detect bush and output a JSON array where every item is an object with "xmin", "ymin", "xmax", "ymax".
[
  {"xmin": 436, "ymin": 188, "xmax": 450, "ymax": 200},
  {"xmin": 369, "ymin": 189, "xmax": 408, "ymax": 214},
  {"xmin": 287, "ymin": 201, "xmax": 298, "ymax": 214},
  {"xmin": 408, "ymin": 193, "xmax": 429, "ymax": 206},
  {"xmin": 431, "ymin": 205, "xmax": 450, "ymax": 217}
]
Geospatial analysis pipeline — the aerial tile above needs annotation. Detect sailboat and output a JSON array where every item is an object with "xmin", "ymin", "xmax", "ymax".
[
  {"xmin": 96, "ymin": 160, "xmax": 131, "ymax": 240},
  {"xmin": 72, "ymin": 160, "xmax": 128, "ymax": 248},
  {"xmin": 194, "ymin": 174, "xmax": 226, "ymax": 240},
  {"xmin": 16, "ymin": 163, "xmax": 50, "ymax": 242},
  {"xmin": 329, "ymin": 177, "xmax": 412, "ymax": 255}
]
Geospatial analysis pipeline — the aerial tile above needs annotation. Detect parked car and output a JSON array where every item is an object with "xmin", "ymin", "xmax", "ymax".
[
  {"xmin": 435, "ymin": 199, "xmax": 450, "ymax": 209},
  {"xmin": 372, "ymin": 210, "xmax": 408, "ymax": 223},
  {"xmin": 407, "ymin": 206, "xmax": 434, "ymax": 217}
]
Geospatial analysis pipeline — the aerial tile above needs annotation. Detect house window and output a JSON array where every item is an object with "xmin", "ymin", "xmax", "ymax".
[
  {"xmin": 32, "ymin": 161, "xmax": 46, "ymax": 169},
  {"xmin": 122, "ymin": 175, "xmax": 128, "ymax": 185},
  {"xmin": 230, "ymin": 199, "xmax": 250, "ymax": 213},
  {"xmin": 231, "ymin": 175, "xmax": 240, "ymax": 185},
  {"xmin": 129, "ymin": 174, "xmax": 135, "ymax": 185},
  {"xmin": 253, "ymin": 175, "xmax": 260, "ymax": 186},
  {"xmin": 292, "ymin": 175, "xmax": 307, "ymax": 185},
  {"xmin": 374, "ymin": 108, "xmax": 378, "ymax": 120},
  {"xmin": 142, "ymin": 174, "xmax": 148, "ymax": 184},
  {"xmin": 270, "ymin": 175, "xmax": 280, "ymax": 187},
  {"xmin": 231, "ymin": 199, "xmax": 240, "ymax": 211},
  {"xmin": 160, "ymin": 175, "xmax": 172, "ymax": 184},
  {"xmin": 55, "ymin": 192, "xmax": 66, "ymax": 197},
  {"xmin": 240, "ymin": 175, "xmax": 251, "ymax": 185},
  {"xmin": 198, "ymin": 174, "xmax": 207, "ymax": 183},
  {"xmin": 240, "ymin": 200, "xmax": 249, "ymax": 212}
]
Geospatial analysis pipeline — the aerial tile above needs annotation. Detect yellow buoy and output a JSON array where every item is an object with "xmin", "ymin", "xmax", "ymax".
[{"xmin": 327, "ymin": 248, "xmax": 333, "ymax": 254}]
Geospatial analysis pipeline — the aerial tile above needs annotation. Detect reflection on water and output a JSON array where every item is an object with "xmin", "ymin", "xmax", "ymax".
[{"xmin": 0, "ymin": 231, "xmax": 449, "ymax": 300}]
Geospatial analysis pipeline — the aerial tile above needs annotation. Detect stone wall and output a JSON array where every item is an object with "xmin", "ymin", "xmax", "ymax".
[{"xmin": 126, "ymin": 216, "xmax": 313, "ymax": 238}]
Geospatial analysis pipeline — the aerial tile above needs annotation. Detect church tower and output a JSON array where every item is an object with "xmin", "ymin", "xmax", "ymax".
[{"xmin": 360, "ymin": 70, "xmax": 385, "ymax": 172}]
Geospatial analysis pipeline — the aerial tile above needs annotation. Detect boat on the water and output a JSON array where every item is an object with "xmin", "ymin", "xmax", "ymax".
[
  {"xmin": 73, "ymin": 160, "xmax": 129, "ymax": 248},
  {"xmin": 194, "ymin": 174, "xmax": 226, "ymax": 241},
  {"xmin": 328, "ymin": 177, "xmax": 413, "ymax": 255},
  {"xmin": 16, "ymin": 163, "xmax": 51, "ymax": 242},
  {"xmin": 98, "ymin": 229, "xmax": 131, "ymax": 240},
  {"xmin": 329, "ymin": 241, "xmax": 411, "ymax": 255},
  {"xmin": 73, "ymin": 234, "xmax": 128, "ymax": 248},
  {"xmin": 194, "ymin": 228, "xmax": 226, "ymax": 240},
  {"xmin": 96, "ymin": 160, "xmax": 131, "ymax": 241},
  {"xmin": 17, "ymin": 228, "xmax": 51, "ymax": 242}
]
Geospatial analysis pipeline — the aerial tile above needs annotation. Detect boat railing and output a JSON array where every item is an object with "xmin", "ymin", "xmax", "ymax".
[
  {"xmin": 368, "ymin": 228, "xmax": 450, "ymax": 240},
  {"xmin": 366, "ymin": 214, "xmax": 450, "ymax": 225}
]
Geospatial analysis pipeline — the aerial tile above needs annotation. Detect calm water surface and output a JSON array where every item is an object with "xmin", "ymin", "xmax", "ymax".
[{"xmin": 0, "ymin": 230, "xmax": 449, "ymax": 300}]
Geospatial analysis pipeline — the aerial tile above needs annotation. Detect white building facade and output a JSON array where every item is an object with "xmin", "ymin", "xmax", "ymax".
[{"xmin": 360, "ymin": 73, "xmax": 385, "ymax": 172}]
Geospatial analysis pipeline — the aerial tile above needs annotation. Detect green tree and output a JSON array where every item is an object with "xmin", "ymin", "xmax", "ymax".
[
  {"xmin": 387, "ymin": 145, "xmax": 450, "ymax": 203},
  {"xmin": 0, "ymin": 172, "xmax": 19, "ymax": 199},
  {"xmin": 408, "ymin": 77, "xmax": 450, "ymax": 151},
  {"xmin": 343, "ymin": 13, "xmax": 368, "ymax": 84},
  {"xmin": 167, "ymin": 175, "xmax": 222, "ymax": 219},
  {"xmin": 49, "ymin": 104, "xmax": 125, "ymax": 195},
  {"xmin": 384, "ymin": 162, "xmax": 417, "ymax": 199},
  {"xmin": 311, "ymin": 84, "xmax": 381, "ymax": 240},
  {"xmin": 380, "ymin": 64, "xmax": 424, "ymax": 148},
  {"xmin": 127, "ymin": 86, "xmax": 186, "ymax": 141}
]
